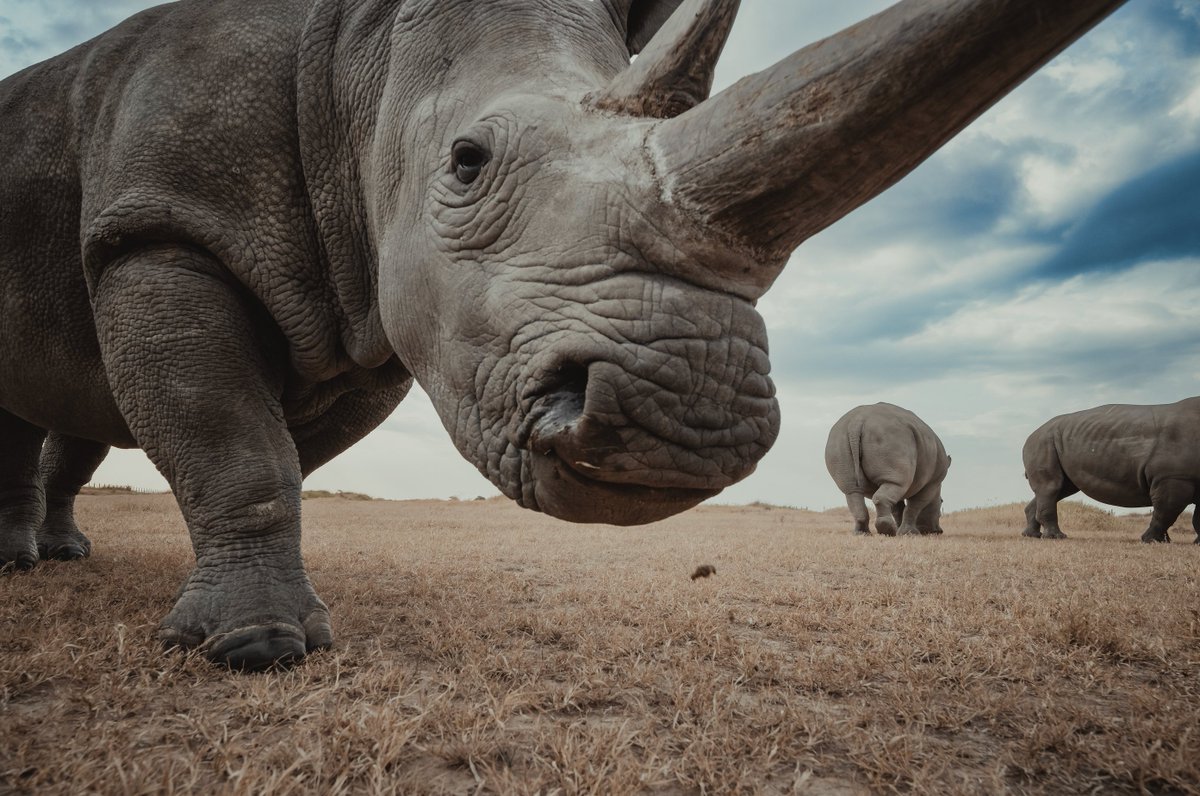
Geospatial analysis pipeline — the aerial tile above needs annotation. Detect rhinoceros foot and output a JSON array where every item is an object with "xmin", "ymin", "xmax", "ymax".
[
  {"xmin": 159, "ymin": 562, "xmax": 333, "ymax": 671},
  {"xmin": 1140, "ymin": 528, "xmax": 1171, "ymax": 544},
  {"xmin": 0, "ymin": 523, "xmax": 38, "ymax": 571},
  {"xmin": 1021, "ymin": 527, "xmax": 1042, "ymax": 539},
  {"xmin": 0, "ymin": 540, "xmax": 38, "ymax": 571},
  {"xmin": 874, "ymin": 515, "xmax": 897, "ymax": 537},
  {"xmin": 37, "ymin": 520, "xmax": 92, "ymax": 561},
  {"xmin": 40, "ymin": 542, "xmax": 89, "ymax": 561},
  {"xmin": 1040, "ymin": 528, "xmax": 1068, "ymax": 540},
  {"xmin": 200, "ymin": 624, "xmax": 310, "ymax": 671}
]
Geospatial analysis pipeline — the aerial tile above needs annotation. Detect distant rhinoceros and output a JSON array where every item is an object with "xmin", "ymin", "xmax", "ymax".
[
  {"xmin": 825, "ymin": 403, "xmax": 951, "ymax": 536},
  {"xmin": 0, "ymin": 0, "xmax": 1129, "ymax": 669},
  {"xmin": 1021, "ymin": 398, "xmax": 1200, "ymax": 543}
]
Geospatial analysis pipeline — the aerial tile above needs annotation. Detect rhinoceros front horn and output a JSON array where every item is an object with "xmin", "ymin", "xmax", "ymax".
[
  {"xmin": 623, "ymin": 0, "xmax": 1128, "ymax": 287},
  {"xmin": 588, "ymin": 0, "xmax": 741, "ymax": 119}
]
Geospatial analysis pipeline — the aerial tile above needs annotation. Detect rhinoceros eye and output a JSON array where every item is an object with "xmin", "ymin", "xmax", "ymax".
[{"xmin": 451, "ymin": 140, "xmax": 488, "ymax": 184}]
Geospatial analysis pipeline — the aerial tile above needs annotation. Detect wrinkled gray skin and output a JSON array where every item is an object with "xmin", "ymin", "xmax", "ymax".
[
  {"xmin": 825, "ymin": 404, "xmax": 950, "ymax": 537},
  {"xmin": 1022, "ymin": 398, "xmax": 1200, "ymax": 544},
  {"xmin": 0, "ymin": 0, "xmax": 1127, "ymax": 669}
]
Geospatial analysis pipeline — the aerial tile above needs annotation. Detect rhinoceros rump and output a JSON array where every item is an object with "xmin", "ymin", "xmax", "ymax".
[
  {"xmin": 1021, "ymin": 398, "xmax": 1200, "ymax": 543},
  {"xmin": 825, "ymin": 404, "xmax": 950, "ymax": 536},
  {"xmin": 0, "ymin": 0, "xmax": 1128, "ymax": 669}
]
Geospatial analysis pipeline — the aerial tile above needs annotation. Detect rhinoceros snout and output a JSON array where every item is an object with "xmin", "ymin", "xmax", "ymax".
[
  {"xmin": 513, "ymin": 347, "xmax": 776, "ymax": 526},
  {"xmin": 521, "ymin": 381, "xmax": 722, "ymax": 525},
  {"xmin": 525, "ymin": 373, "xmax": 633, "ymax": 486}
]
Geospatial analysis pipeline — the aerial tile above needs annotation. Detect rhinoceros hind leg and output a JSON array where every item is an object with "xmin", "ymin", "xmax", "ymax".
[
  {"xmin": 845, "ymin": 492, "xmax": 871, "ymax": 535},
  {"xmin": 1020, "ymin": 498, "xmax": 1042, "ymax": 538},
  {"xmin": 1192, "ymin": 507, "xmax": 1199, "ymax": 544},
  {"xmin": 1030, "ymin": 479, "xmax": 1076, "ymax": 540},
  {"xmin": 871, "ymin": 483, "xmax": 905, "ymax": 536},
  {"xmin": 37, "ymin": 434, "xmax": 109, "ymax": 560},
  {"xmin": 1140, "ymin": 480, "xmax": 1191, "ymax": 543},
  {"xmin": 1025, "ymin": 451, "xmax": 1077, "ymax": 539},
  {"xmin": 0, "ymin": 411, "xmax": 48, "ymax": 571}
]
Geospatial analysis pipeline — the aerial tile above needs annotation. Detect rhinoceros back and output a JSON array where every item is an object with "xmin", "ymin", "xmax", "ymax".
[
  {"xmin": 0, "ymin": 0, "xmax": 353, "ymax": 441},
  {"xmin": 1031, "ymin": 399, "xmax": 1200, "ymax": 508}
]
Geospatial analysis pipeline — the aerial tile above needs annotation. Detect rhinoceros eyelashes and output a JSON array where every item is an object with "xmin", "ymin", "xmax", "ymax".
[{"xmin": 451, "ymin": 140, "xmax": 489, "ymax": 184}]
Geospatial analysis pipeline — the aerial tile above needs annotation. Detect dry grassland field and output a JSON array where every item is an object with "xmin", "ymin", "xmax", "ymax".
[{"xmin": 2, "ymin": 492, "xmax": 1198, "ymax": 795}]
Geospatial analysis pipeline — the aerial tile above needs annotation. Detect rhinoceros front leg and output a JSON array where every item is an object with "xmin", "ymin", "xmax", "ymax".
[
  {"xmin": 1140, "ymin": 480, "xmax": 1191, "ymax": 544},
  {"xmin": 94, "ymin": 246, "xmax": 331, "ymax": 670},
  {"xmin": 37, "ymin": 434, "xmax": 109, "ymax": 560},
  {"xmin": 0, "ymin": 410, "xmax": 47, "ymax": 570},
  {"xmin": 917, "ymin": 499, "xmax": 943, "ymax": 535},
  {"xmin": 897, "ymin": 484, "xmax": 939, "ymax": 537}
]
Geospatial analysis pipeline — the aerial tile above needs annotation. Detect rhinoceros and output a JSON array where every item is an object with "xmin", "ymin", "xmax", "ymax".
[
  {"xmin": 0, "ymin": 0, "xmax": 1129, "ymax": 669},
  {"xmin": 825, "ymin": 403, "xmax": 950, "ymax": 536},
  {"xmin": 1021, "ymin": 398, "xmax": 1200, "ymax": 543}
]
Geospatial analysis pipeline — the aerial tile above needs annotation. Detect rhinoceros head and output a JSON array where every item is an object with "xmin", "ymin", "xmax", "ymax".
[{"xmin": 362, "ymin": 0, "xmax": 1124, "ymax": 525}]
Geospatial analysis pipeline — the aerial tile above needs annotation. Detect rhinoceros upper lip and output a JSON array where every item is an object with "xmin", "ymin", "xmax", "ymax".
[{"xmin": 517, "ymin": 388, "xmax": 716, "ymax": 497}]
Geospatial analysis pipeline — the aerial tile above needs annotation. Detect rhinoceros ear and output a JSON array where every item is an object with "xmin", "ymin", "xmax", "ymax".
[
  {"xmin": 625, "ymin": 0, "xmax": 686, "ymax": 53},
  {"xmin": 601, "ymin": 0, "xmax": 685, "ymax": 55}
]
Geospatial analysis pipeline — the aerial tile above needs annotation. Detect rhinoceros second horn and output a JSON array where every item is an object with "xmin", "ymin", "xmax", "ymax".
[{"xmin": 588, "ymin": 0, "xmax": 740, "ymax": 119}]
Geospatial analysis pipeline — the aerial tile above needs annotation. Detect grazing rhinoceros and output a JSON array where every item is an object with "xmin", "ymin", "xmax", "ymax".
[
  {"xmin": 825, "ymin": 403, "xmax": 950, "ymax": 536},
  {"xmin": 0, "ymin": 0, "xmax": 1129, "ymax": 669},
  {"xmin": 1021, "ymin": 398, "xmax": 1200, "ymax": 543}
]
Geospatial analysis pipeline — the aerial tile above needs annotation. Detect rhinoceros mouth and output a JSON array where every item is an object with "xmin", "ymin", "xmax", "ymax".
[
  {"xmin": 521, "ymin": 447, "xmax": 719, "ymax": 525},
  {"xmin": 504, "ymin": 352, "xmax": 770, "ymax": 525}
]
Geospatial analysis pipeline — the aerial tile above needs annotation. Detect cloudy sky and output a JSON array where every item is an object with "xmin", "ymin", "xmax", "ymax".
[{"xmin": 3, "ymin": 1, "xmax": 1197, "ymax": 513}]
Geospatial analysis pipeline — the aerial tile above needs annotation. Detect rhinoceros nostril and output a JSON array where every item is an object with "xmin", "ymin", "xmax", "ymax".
[
  {"xmin": 550, "ymin": 362, "xmax": 589, "ymax": 399},
  {"xmin": 526, "ymin": 362, "xmax": 589, "ymax": 453}
]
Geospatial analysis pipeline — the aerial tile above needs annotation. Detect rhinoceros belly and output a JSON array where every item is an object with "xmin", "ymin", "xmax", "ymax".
[{"xmin": 1058, "ymin": 432, "xmax": 1154, "ymax": 508}]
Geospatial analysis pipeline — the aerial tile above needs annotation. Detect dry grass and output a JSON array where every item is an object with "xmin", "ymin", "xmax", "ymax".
[
  {"xmin": 2, "ymin": 495, "xmax": 1198, "ymax": 795},
  {"xmin": 299, "ymin": 490, "xmax": 377, "ymax": 501}
]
